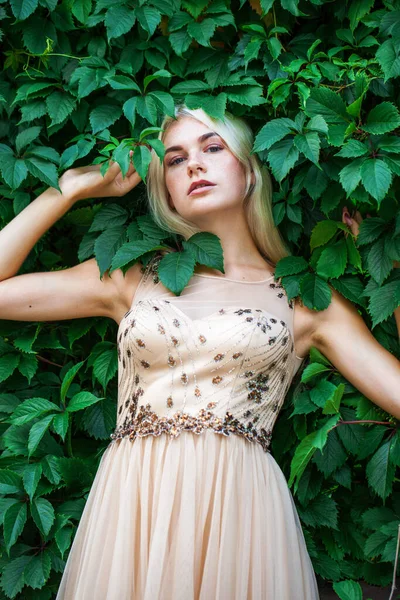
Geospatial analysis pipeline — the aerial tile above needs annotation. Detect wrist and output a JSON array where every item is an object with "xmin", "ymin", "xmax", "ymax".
[{"xmin": 45, "ymin": 184, "xmax": 78, "ymax": 208}]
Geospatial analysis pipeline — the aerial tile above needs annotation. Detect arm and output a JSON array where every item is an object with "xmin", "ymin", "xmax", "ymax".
[
  {"xmin": 308, "ymin": 288, "xmax": 400, "ymax": 420},
  {"xmin": 0, "ymin": 156, "xmax": 142, "ymax": 324}
]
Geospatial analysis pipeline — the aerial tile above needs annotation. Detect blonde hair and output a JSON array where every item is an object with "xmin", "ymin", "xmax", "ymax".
[{"xmin": 146, "ymin": 104, "xmax": 291, "ymax": 266}]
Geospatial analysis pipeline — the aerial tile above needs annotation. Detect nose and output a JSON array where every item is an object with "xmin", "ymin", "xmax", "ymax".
[{"xmin": 187, "ymin": 151, "xmax": 207, "ymax": 174}]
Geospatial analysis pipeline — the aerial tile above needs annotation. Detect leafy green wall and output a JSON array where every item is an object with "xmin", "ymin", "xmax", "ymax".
[{"xmin": 0, "ymin": 0, "xmax": 399, "ymax": 598}]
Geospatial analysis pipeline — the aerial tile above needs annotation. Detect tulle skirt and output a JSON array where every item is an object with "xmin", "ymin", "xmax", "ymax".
[{"xmin": 56, "ymin": 429, "xmax": 320, "ymax": 599}]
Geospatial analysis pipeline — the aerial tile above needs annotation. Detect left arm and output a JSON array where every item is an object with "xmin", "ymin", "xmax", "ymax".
[{"xmin": 309, "ymin": 288, "xmax": 400, "ymax": 419}]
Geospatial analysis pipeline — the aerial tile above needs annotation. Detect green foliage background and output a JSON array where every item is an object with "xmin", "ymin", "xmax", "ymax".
[{"xmin": 0, "ymin": 0, "xmax": 400, "ymax": 597}]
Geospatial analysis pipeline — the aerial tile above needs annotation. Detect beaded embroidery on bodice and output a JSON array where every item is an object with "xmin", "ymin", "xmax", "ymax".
[{"xmin": 110, "ymin": 251, "xmax": 305, "ymax": 453}]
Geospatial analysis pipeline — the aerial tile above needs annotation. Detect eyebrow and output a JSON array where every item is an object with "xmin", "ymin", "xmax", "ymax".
[{"xmin": 164, "ymin": 132, "xmax": 221, "ymax": 156}]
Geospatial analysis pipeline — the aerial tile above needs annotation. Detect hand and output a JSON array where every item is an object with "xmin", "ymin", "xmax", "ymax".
[
  {"xmin": 58, "ymin": 150, "xmax": 142, "ymax": 203},
  {"xmin": 342, "ymin": 206, "xmax": 400, "ymax": 269},
  {"xmin": 341, "ymin": 205, "xmax": 366, "ymax": 238}
]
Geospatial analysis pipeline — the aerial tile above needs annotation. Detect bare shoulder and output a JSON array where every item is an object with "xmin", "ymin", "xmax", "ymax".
[{"xmin": 292, "ymin": 286, "xmax": 361, "ymax": 357}]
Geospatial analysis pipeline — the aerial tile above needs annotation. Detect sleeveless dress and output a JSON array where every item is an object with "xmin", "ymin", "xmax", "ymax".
[{"xmin": 56, "ymin": 250, "xmax": 320, "ymax": 600}]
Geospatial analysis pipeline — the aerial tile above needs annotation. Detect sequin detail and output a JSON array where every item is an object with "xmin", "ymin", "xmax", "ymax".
[{"xmin": 110, "ymin": 404, "xmax": 273, "ymax": 453}]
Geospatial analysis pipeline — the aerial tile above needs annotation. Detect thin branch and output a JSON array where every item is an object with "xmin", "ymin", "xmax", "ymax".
[
  {"xmin": 389, "ymin": 524, "xmax": 400, "ymax": 600},
  {"xmin": 36, "ymin": 355, "xmax": 64, "ymax": 368}
]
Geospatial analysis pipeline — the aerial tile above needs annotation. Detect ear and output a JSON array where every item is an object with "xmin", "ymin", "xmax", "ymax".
[{"xmin": 250, "ymin": 170, "xmax": 255, "ymax": 186}]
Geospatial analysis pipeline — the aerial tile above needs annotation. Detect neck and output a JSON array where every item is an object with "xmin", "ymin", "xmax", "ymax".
[{"xmin": 191, "ymin": 210, "xmax": 272, "ymax": 279}]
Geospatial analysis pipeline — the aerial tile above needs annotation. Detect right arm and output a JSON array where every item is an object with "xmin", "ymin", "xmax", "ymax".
[{"xmin": 0, "ymin": 157, "xmax": 142, "ymax": 325}]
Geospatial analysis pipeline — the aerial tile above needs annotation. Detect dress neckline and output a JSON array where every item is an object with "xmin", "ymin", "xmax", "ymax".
[{"xmin": 193, "ymin": 273, "xmax": 275, "ymax": 284}]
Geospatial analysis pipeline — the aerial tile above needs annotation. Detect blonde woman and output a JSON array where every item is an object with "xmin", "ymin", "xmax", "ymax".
[{"xmin": 1, "ymin": 105, "xmax": 399, "ymax": 599}]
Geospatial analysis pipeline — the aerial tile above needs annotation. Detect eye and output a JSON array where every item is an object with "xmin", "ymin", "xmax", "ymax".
[{"xmin": 169, "ymin": 145, "xmax": 223, "ymax": 166}]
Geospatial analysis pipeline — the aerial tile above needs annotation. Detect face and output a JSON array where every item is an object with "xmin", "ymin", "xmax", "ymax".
[{"xmin": 162, "ymin": 116, "xmax": 254, "ymax": 226}]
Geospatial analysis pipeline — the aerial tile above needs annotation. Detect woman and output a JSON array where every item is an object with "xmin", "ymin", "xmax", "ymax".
[{"xmin": 1, "ymin": 105, "xmax": 399, "ymax": 599}]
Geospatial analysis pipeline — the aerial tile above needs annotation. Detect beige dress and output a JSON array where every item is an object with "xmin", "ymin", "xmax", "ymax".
[{"xmin": 56, "ymin": 251, "xmax": 320, "ymax": 599}]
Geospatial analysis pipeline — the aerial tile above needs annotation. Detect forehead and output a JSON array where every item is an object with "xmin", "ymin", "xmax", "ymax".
[{"xmin": 163, "ymin": 116, "xmax": 218, "ymax": 145}]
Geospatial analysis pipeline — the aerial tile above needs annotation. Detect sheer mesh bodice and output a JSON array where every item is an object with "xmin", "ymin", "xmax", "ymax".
[{"xmin": 110, "ymin": 250, "xmax": 305, "ymax": 453}]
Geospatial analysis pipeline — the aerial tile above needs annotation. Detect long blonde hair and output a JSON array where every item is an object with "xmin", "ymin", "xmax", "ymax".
[{"xmin": 146, "ymin": 104, "xmax": 291, "ymax": 266}]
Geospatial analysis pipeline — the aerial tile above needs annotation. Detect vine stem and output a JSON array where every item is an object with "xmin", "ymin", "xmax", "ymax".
[
  {"xmin": 333, "ymin": 419, "xmax": 394, "ymax": 427},
  {"xmin": 36, "ymin": 355, "xmax": 63, "ymax": 368},
  {"xmin": 388, "ymin": 524, "xmax": 400, "ymax": 600}
]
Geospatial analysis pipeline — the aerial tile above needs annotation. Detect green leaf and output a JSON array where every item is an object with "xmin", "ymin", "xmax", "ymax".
[
  {"xmin": 183, "ymin": 232, "xmax": 224, "ymax": 271},
  {"xmin": 52, "ymin": 412, "xmax": 69, "ymax": 442},
  {"xmin": 0, "ymin": 555, "xmax": 32, "ymax": 597},
  {"xmin": 169, "ymin": 29, "xmax": 192, "ymax": 56},
  {"xmin": 333, "ymin": 580, "xmax": 363, "ymax": 600},
  {"xmin": 0, "ymin": 354, "xmax": 20, "ymax": 384},
  {"xmin": 316, "ymin": 238, "xmax": 347, "ymax": 279},
  {"xmin": 310, "ymin": 379, "xmax": 337, "ymax": 408},
  {"xmin": 0, "ymin": 156, "xmax": 28, "ymax": 190},
  {"xmin": 89, "ymin": 204, "xmax": 128, "ymax": 233},
  {"xmin": 93, "ymin": 348, "xmax": 117, "ymax": 391},
  {"xmin": 323, "ymin": 383, "xmax": 344, "ymax": 414},
  {"xmin": 15, "ymin": 126, "xmax": 42, "ymax": 154},
  {"xmin": 30, "ymin": 496, "xmax": 55, "ymax": 536},
  {"xmin": 136, "ymin": 6, "xmax": 162, "ymax": 37},
  {"xmin": 293, "ymin": 131, "xmax": 320, "ymax": 165},
  {"xmin": 298, "ymin": 494, "xmax": 338, "ymax": 529},
  {"xmin": 368, "ymin": 279, "xmax": 400, "ymax": 326},
  {"xmin": 267, "ymin": 138, "xmax": 299, "ymax": 182},
  {"xmin": 28, "ymin": 414, "xmax": 54, "ymax": 457},
  {"xmin": 252, "ymin": 118, "xmax": 295, "ymax": 152},
  {"xmin": 3, "ymin": 503, "xmax": 27, "ymax": 554},
  {"xmin": 171, "ymin": 80, "xmax": 211, "ymax": 94},
  {"xmin": 376, "ymin": 39, "xmax": 400, "ymax": 82},
  {"xmin": 300, "ymin": 273, "xmax": 332, "ymax": 310},
  {"xmin": 132, "ymin": 144, "xmax": 152, "ymax": 183},
  {"xmin": 339, "ymin": 157, "xmax": 366, "ymax": 196},
  {"xmin": 10, "ymin": 0, "xmax": 38, "ymax": 20},
  {"xmin": 361, "ymin": 158, "xmax": 392, "ymax": 204},
  {"xmin": 357, "ymin": 217, "xmax": 387, "ymax": 245},
  {"xmin": 89, "ymin": 104, "xmax": 122, "ymax": 134},
  {"xmin": 46, "ymin": 91, "xmax": 76, "ymax": 125},
  {"xmin": 23, "ymin": 552, "xmax": 52, "ymax": 589},
  {"xmin": 25, "ymin": 157, "xmax": 60, "ymax": 190},
  {"xmin": 348, "ymin": 0, "xmax": 374, "ymax": 31},
  {"xmin": 157, "ymin": 249, "xmax": 197, "ymax": 295},
  {"xmin": 306, "ymin": 115, "xmax": 328, "ymax": 134},
  {"xmin": 288, "ymin": 431, "xmax": 318, "ymax": 493},
  {"xmin": 366, "ymin": 440, "xmax": 395, "ymax": 499},
  {"xmin": 110, "ymin": 239, "xmax": 164, "ymax": 273},
  {"xmin": 22, "ymin": 463, "xmax": 42, "ymax": 503},
  {"xmin": 310, "ymin": 220, "xmax": 338, "ymax": 250},
  {"xmin": 10, "ymin": 397, "xmax": 61, "ymax": 425},
  {"xmin": 67, "ymin": 391, "xmax": 103, "ymax": 412},
  {"xmin": 187, "ymin": 18, "xmax": 216, "ymax": 47},
  {"xmin": 60, "ymin": 360, "xmax": 85, "ymax": 403},
  {"xmin": 123, "ymin": 96, "xmax": 138, "ymax": 127},
  {"xmin": 363, "ymin": 102, "xmax": 400, "ymax": 135},
  {"xmin": 72, "ymin": 0, "xmax": 92, "ymax": 24},
  {"xmin": 281, "ymin": 0, "xmax": 304, "ymax": 16},
  {"xmin": 367, "ymin": 237, "xmax": 393, "ymax": 286},
  {"xmin": 106, "ymin": 75, "xmax": 141, "ymax": 92},
  {"xmin": 18, "ymin": 353, "xmax": 38, "ymax": 384},
  {"xmin": 301, "ymin": 362, "xmax": 331, "ymax": 384},
  {"xmin": 286, "ymin": 203, "xmax": 302, "ymax": 224},
  {"xmin": 95, "ymin": 226, "xmax": 127, "ymax": 277},
  {"xmin": 185, "ymin": 93, "xmax": 228, "ymax": 120},
  {"xmin": 105, "ymin": 5, "xmax": 136, "ymax": 40},
  {"xmin": 305, "ymin": 88, "xmax": 350, "ymax": 124},
  {"xmin": 275, "ymin": 255, "xmax": 309, "ymax": 277},
  {"xmin": 335, "ymin": 139, "xmax": 369, "ymax": 158}
]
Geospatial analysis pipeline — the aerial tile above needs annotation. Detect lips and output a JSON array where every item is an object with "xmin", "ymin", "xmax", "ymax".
[{"xmin": 188, "ymin": 180, "xmax": 216, "ymax": 195}]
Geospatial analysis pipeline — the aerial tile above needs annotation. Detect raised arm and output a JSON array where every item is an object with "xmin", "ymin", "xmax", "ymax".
[{"xmin": 0, "ymin": 156, "xmax": 142, "ymax": 325}]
